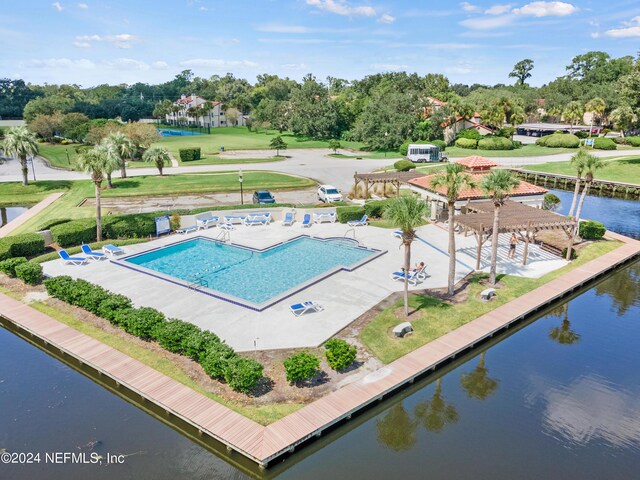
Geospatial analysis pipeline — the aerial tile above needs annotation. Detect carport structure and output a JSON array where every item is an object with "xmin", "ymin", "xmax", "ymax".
[
  {"xmin": 353, "ymin": 171, "xmax": 424, "ymax": 198},
  {"xmin": 454, "ymin": 200, "xmax": 577, "ymax": 267}
]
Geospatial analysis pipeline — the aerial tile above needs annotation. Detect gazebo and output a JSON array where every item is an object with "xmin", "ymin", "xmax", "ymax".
[
  {"xmin": 454, "ymin": 200, "xmax": 577, "ymax": 266},
  {"xmin": 353, "ymin": 171, "xmax": 425, "ymax": 198}
]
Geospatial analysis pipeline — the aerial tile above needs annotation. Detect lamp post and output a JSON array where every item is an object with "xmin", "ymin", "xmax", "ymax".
[
  {"xmin": 239, "ymin": 169, "xmax": 244, "ymax": 205},
  {"xmin": 28, "ymin": 155, "xmax": 36, "ymax": 181}
]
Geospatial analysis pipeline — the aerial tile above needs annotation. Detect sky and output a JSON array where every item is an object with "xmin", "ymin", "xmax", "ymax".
[{"xmin": 1, "ymin": 0, "xmax": 639, "ymax": 88}]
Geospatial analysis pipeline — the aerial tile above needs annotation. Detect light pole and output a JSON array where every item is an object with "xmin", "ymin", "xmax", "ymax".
[
  {"xmin": 239, "ymin": 169, "xmax": 244, "ymax": 205},
  {"xmin": 29, "ymin": 155, "xmax": 36, "ymax": 181}
]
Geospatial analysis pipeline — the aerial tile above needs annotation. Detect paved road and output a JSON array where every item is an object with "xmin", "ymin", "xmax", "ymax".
[{"xmin": 1, "ymin": 148, "xmax": 639, "ymax": 192}]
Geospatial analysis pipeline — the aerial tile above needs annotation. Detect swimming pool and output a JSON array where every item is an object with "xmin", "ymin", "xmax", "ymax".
[
  {"xmin": 120, "ymin": 236, "xmax": 383, "ymax": 309},
  {"xmin": 157, "ymin": 128, "xmax": 203, "ymax": 137}
]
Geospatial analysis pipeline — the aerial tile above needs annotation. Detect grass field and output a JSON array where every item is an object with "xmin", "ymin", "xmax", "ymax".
[
  {"xmin": 360, "ymin": 240, "xmax": 621, "ymax": 364},
  {"xmin": 39, "ymin": 143, "xmax": 154, "ymax": 171},
  {"xmin": 522, "ymin": 156, "xmax": 640, "ymax": 184},
  {"xmin": 445, "ymin": 144, "xmax": 575, "ymax": 158},
  {"xmin": 7, "ymin": 171, "xmax": 315, "ymax": 234},
  {"xmin": 178, "ymin": 155, "xmax": 286, "ymax": 166}
]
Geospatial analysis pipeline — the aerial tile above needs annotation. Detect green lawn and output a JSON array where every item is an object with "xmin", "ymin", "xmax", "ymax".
[
  {"xmin": 39, "ymin": 143, "xmax": 154, "ymax": 171},
  {"xmin": 8, "ymin": 171, "xmax": 315, "ymax": 234},
  {"xmin": 178, "ymin": 155, "xmax": 286, "ymax": 166},
  {"xmin": 445, "ymin": 144, "xmax": 575, "ymax": 158},
  {"xmin": 360, "ymin": 240, "xmax": 622, "ymax": 364},
  {"xmin": 522, "ymin": 156, "xmax": 640, "ymax": 184},
  {"xmin": 0, "ymin": 180, "xmax": 72, "ymax": 207}
]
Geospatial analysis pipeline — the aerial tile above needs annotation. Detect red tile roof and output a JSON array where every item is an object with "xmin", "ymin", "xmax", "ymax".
[
  {"xmin": 408, "ymin": 172, "xmax": 547, "ymax": 200},
  {"xmin": 455, "ymin": 156, "xmax": 498, "ymax": 170}
]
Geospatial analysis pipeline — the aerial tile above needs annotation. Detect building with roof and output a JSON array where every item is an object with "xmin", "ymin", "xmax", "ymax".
[
  {"xmin": 165, "ymin": 94, "xmax": 246, "ymax": 128},
  {"xmin": 407, "ymin": 156, "xmax": 547, "ymax": 220}
]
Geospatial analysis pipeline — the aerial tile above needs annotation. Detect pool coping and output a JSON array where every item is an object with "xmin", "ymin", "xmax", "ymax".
[
  {"xmin": 111, "ymin": 234, "xmax": 387, "ymax": 312},
  {"xmin": 1, "ymin": 231, "xmax": 638, "ymax": 471}
]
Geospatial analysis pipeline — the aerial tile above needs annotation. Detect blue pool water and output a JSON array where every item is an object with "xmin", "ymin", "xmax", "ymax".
[
  {"xmin": 124, "ymin": 236, "xmax": 379, "ymax": 305},
  {"xmin": 157, "ymin": 128, "xmax": 203, "ymax": 137}
]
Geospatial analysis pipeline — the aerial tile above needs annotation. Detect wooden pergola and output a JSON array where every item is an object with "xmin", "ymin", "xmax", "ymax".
[
  {"xmin": 454, "ymin": 200, "xmax": 577, "ymax": 268},
  {"xmin": 353, "ymin": 171, "xmax": 424, "ymax": 198}
]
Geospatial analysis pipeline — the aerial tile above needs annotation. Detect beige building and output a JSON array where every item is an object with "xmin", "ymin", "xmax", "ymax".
[{"xmin": 165, "ymin": 94, "xmax": 246, "ymax": 128}]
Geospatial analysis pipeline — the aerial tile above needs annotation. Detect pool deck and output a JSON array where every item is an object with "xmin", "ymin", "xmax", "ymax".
[
  {"xmin": 2, "ymin": 231, "xmax": 638, "ymax": 469},
  {"xmin": 41, "ymin": 222, "xmax": 564, "ymax": 351}
]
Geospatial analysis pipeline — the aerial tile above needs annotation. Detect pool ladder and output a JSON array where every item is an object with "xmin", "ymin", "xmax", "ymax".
[
  {"xmin": 344, "ymin": 228, "xmax": 356, "ymax": 240},
  {"xmin": 216, "ymin": 229, "xmax": 231, "ymax": 243}
]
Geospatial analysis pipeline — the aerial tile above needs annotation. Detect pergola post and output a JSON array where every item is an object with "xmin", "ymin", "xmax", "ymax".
[
  {"xmin": 476, "ymin": 224, "xmax": 484, "ymax": 270},
  {"xmin": 522, "ymin": 221, "xmax": 532, "ymax": 265},
  {"xmin": 365, "ymin": 179, "xmax": 369, "ymax": 199}
]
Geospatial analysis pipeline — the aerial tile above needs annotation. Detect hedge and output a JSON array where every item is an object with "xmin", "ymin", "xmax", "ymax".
[
  {"xmin": 50, "ymin": 214, "xmax": 159, "ymax": 247},
  {"xmin": 178, "ymin": 148, "xmax": 201, "ymax": 162},
  {"xmin": 364, "ymin": 200, "xmax": 390, "ymax": 219},
  {"xmin": 50, "ymin": 219, "xmax": 96, "ymax": 247},
  {"xmin": 477, "ymin": 137, "xmax": 514, "ymax": 150},
  {"xmin": 456, "ymin": 129, "xmax": 481, "ymax": 140},
  {"xmin": 399, "ymin": 141, "xmax": 410, "ymax": 156},
  {"xmin": 0, "ymin": 233, "xmax": 46, "ymax": 261},
  {"xmin": 43, "ymin": 276, "xmax": 264, "ymax": 394},
  {"xmin": 579, "ymin": 220, "xmax": 606, "ymax": 240},
  {"xmin": 429, "ymin": 139, "xmax": 447, "ymax": 150},
  {"xmin": 336, "ymin": 206, "xmax": 365, "ymax": 223},
  {"xmin": 455, "ymin": 138, "xmax": 477, "ymax": 149},
  {"xmin": 324, "ymin": 338, "xmax": 357, "ymax": 371},
  {"xmin": 394, "ymin": 160, "xmax": 415, "ymax": 172},
  {"xmin": 536, "ymin": 133, "xmax": 580, "ymax": 148},
  {"xmin": 15, "ymin": 261, "xmax": 43, "ymax": 285},
  {"xmin": 0, "ymin": 257, "xmax": 27, "ymax": 277},
  {"xmin": 283, "ymin": 352, "xmax": 320, "ymax": 383},
  {"xmin": 592, "ymin": 137, "xmax": 617, "ymax": 150}
]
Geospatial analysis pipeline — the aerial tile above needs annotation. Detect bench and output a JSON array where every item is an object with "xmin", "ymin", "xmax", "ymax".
[
  {"xmin": 480, "ymin": 288, "xmax": 496, "ymax": 301},
  {"xmin": 392, "ymin": 322, "xmax": 413, "ymax": 338}
]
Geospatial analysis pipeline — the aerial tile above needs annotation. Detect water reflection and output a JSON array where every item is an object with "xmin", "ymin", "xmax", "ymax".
[
  {"xmin": 595, "ymin": 263, "xmax": 640, "ymax": 315},
  {"xmin": 460, "ymin": 352, "xmax": 499, "ymax": 400},
  {"xmin": 414, "ymin": 379, "xmax": 459, "ymax": 433},
  {"xmin": 548, "ymin": 304, "xmax": 581, "ymax": 345},
  {"xmin": 376, "ymin": 404, "xmax": 417, "ymax": 452}
]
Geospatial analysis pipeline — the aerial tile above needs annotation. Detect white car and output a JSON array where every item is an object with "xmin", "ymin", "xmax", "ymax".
[{"xmin": 317, "ymin": 185, "xmax": 343, "ymax": 203}]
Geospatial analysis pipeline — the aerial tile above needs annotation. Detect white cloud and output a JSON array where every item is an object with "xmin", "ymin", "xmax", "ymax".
[
  {"xmin": 73, "ymin": 34, "xmax": 139, "ymax": 49},
  {"xmin": 102, "ymin": 58, "xmax": 151, "ymax": 71},
  {"xmin": 378, "ymin": 13, "xmax": 395, "ymax": 24},
  {"xmin": 179, "ymin": 58, "xmax": 260, "ymax": 69},
  {"xmin": 281, "ymin": 63, "xmax": 307, "ymax": 70},
  {"xmin": 603, "ymin": 16, "xmax": 640, "ymax": 38},
  {"xmin": 73, "ymin": 41, "xmax": 91, "ymax": 48},
  {"xmin": 306, "ymin": 0, "xmax": 376, "ymax": 17},
  {"xmin": 199, "ymin": 6, "xmax": 207, "ymax": 11},
  {"xmin": 461, "ymin": 2, "xmax": 479, "ymax": 12},
  {"xmin": 78, "ymin": 2, "xmax": 88, "ymax": 8},
  {"xmin": 371, "ymin": 63, "xmax": 408, "ymax": 71},
  {"xmin": 257, "ymin": 24, "xmax": 312, "ymax": 33},
  {"xmin": 22, "ymin": 58, "xmax": 95, "ymax": 69},
  {"xmin": 151, "ymin": 61, "xmax": 169, "ymax": 69},
  {"xmin": 52, "ymin": 2, "xmax": 63, "ymax": 11},
  {"xmin": 460, "ymin": 14, "xmax": 515, "ymax": 29},
  {"xmin": 512, "ymin": 1, "xmax": 577, "ymax": 17},
  {"xmin": 485, "ymin": 4, "xmax": 514, "ymax": 15}
]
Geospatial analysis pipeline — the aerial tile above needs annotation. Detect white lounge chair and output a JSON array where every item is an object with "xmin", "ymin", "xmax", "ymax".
[
  {"xmin": 391, "ymin": 265, "xmax": 427, "ymax": 286},
  {"xmin": 348, "ymin": 214, "xmax": 368, "ymax": 227},
  {"xmin": 313, "ymin": 212, "xmax": 336, "ymax": 224},
  {"xmin": 393, "ymin": 230, "xmax": 402, "ymax": 238},
  {"xmin": 244, "ymin": 214, "xmax": 270, "ymax": 226},
  {"xmin": 58, "ymin": 249, "xmax": 88, "ymax": 266},
  {"xmin": 176, "ymin": 225, "xmax": 199, "ymax": 234},
  {"xmin": 301, "ymin": 213, "xmax": 312, "ymax": 228},
  {"xmin": 102, "ymin": 244, "xmax": 125, "ymax": 257},
  {"xmin": 282, "ymin": 211, "xmax": 295, "ymax": 226},
  {"xmin": 290, "ymin": 301, "xmax": 324, "ymax": 316},
  {"xmin": 223, "ymin": 215, "xmax": 247, "ymax": 224},
  {"xmin": 81, "ymin": 244, "xmax": 106, "ymax": 260},
  {"xmin": 196, "ymin": 215, "xmax": 219, "ymax": 229}
]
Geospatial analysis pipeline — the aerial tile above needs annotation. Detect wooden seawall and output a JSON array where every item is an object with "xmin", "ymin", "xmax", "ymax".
[{"xmin": 1, "ymin": 231, "xmax": 639, "ymax": 470}]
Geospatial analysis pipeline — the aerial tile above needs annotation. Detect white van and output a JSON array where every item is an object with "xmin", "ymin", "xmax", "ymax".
[{"xmin": 407, "ymin": 144, "xmax": 447, "ymax": 163}]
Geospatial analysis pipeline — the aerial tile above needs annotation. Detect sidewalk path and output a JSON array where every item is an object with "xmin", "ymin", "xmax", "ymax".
[{"xmin": 0, "ymin": 192, "xmax": 65, "ymax": 237}]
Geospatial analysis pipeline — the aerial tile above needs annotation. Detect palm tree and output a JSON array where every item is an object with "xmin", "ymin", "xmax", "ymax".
[
  {"xmin": 562, "ymin": 101, "xmax": 585, "ymax": 133},
  {"xmin": 509, "ymin": 107, "xmax": 526, "ymax": 138},
  {"xmin": 383, "ymin": 196, "xmax": 427, "ymax": 316},
  {"xmin": 97, "ymin": 141, "xmax": 121, "ymax": 189},
  {"xmin": 376, "ymin": 404, "xmax": 417, "ymax": 451},
  {"xmin": 574, "ymin": 151, "xmax": 603, "ymax": 224},
  {"xmin": 480, "ymin": 170, "xmax": 520, "ymax": 285},
  {"xmin": 2, "ymin": 126, "xmax": 39, "ymax": 186},
  {"xmin": 460, "ymin": 352, "xmax": 499, "ymax": 400},
  {"xmin": 585, "ymin": 98, "xmax": 606, "ymax": 137},
  {"xmin": 105, "ymin": 131, "xmax": 134, "ymax": 179},
  {"xmin": 609, "ymin": 104, "xmax": 637, "ymax": 138},
  {"xmin": 143, "ymin": 146, "xmax": 171, "ymax": 175},
  {"xmin": 77, "ymin": 146, "xmax": 111, "ymax": 241},
  {"xmin": 567, "ymin": 149, "xmax": 589, "ymax": 218},
  {"xmin": 414, "ymin": 379, "xmax": 459, "ymax": 433},
  {"xmin": 430, "ymin": 163, "xmax": 475, "ymax": 296}
]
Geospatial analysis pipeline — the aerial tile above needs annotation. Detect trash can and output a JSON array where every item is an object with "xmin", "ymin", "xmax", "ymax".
[{"xmin": 220, "ymin": 146, "xmax": 225, "ymax": 152}]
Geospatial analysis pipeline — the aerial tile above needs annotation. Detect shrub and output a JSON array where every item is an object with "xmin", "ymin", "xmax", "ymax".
[
  {"xmin": 542, "ymin": 193, "xmax": 561, "ymax": 211},
  {"xmin": 579, "ymin": 220, "xmax": 606, "ymax": 240},
  {"xmin": 103, "ymin": 215, "xmax": 156, "ymax": 239},
  {"xmin": 153, "ymin": 319, "xmax": 200, "ymax": 353},
  {"xmin": 178, "ymin": 148, "xmax": 201, "ymax": 162},
  {"xmin": 183, "ymin": 329, "xmax": 221, "ymax": 361},
  {"xmin": 562, "ymin": 247, "xmax": 578, "ymax": 260},
  {"xmin": 283, "ymin": 352, "xmax": 320, "ymax": 383},
  {"xmin": 15, "ymin": 262, "xmax": 43, "ymax": 285},
  {"xmin": 393, "ymin": 160, "xmax": 415, "ymax": 172},
  {"xmin": 96, "ymin": 294, "xmax": 132, "ymax": 322},
  {"xmin": 115, "ymin": 307, "xmax": 166, "ymax": 340},
  {"xmin": 200, "ymin": 342, "xmax": 236, "ymax": 379},
  {"xmin": 399, "ymin": 140, "xmax": 410, "ymax": 156},
  {"xmin": 44, "ymin": 275, "xmax": 76, "ymax": 300},
  {"xmin": 512, "ymin": 140, "xmax": 523, "ymax": 149},
  {"xmin": 170, "ymin": 214, "xmax": 181, "ymax": 232},
  {"xmin": 477, "ymin": 137, "xmax": 514, "ymax": 150},
  {"xmin": 0, "ymin": 233, "xmax": 46, "ymax": 260},
  {"xmin": 614, "ymin": 136, "xmax": 627, "ymax": 145},
  {"xmin": 627, "ymin": 136, "xmax": 640, "ymax": 147},
  {"xmin": 496, "ymin": 126, "xmax": 515, "ymax": 138},
  {"xmin": 364, "ymin": 200, "xmax": 390, "ymax": 219},
  {"xmin": 429, "ymin": 139, "xmax": 447, "ymax": 150},
  {"xmin": 455, "ymin": 138, "xmax": 477, "ymax": 149},
  {"xmin": 336, "ymin": 206, "xmax": 365, "ymax": 223},
  {"xmin": 50, "ymin": 219, "xmax": 96, "ymax": 247},
  {"xmin": 456, "ymin": 129, "xmax": 481, "ymax": 140},
  {"xmin": 536, "ymin": 133, "xmax": 580, "ymax": 148},
  {"xmin": 223, "ymin": 356, "xmax": 264, "ymax": 393},
  {"xmin": 592, "ymin": 137, "xmax": 617, "ymax": 150},
  {"xmin": 0, "ymin": 257, "xmax": 27, "ymax": 277},
  {"xmin": 574, "ymin": 131, "xmax": 589, "ymax": 139},
  {"xmin": 324, "ymin": 338, "xmax": 357, "ymax": 371}
]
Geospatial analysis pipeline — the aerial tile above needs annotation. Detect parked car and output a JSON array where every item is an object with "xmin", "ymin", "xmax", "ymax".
[
  {"xmin": 317, "ymin": 185, "xmax": 343, "ymax": 203},
  {"xmin": 252, "ymin": 190, "xmax": 276, "ymax": 204}
]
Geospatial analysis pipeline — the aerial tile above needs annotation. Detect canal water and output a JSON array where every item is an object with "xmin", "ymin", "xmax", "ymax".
[
  {"xmin": 0, "ymin": 206, "xmax": 28, "ymax": 228},
  {"xmin": 1, "ymin": 192, "xmax": 638, "ymax": 479}
]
